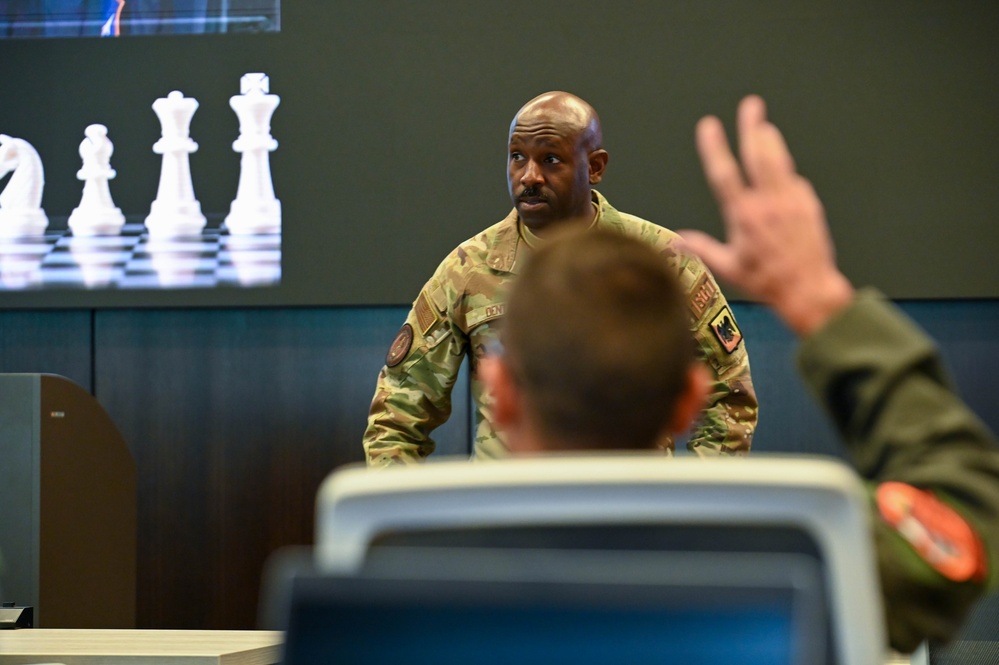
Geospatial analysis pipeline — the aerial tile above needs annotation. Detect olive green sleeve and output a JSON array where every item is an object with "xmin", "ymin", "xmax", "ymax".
[{"xmin": 797, "ymin": 287, "xmax": 999, "ymax": 651}]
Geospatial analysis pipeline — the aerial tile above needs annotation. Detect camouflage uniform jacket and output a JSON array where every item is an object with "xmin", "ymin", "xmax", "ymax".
[
  {"xmin": 798, "ymin": 288, "xmax": 999, "ymax": 653},
  {"xmin": 364, "ymin": 191, "xmax": 758, "ymax": 466}
]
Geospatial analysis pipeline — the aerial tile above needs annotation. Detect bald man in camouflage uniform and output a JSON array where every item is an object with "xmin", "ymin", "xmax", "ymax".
[{"xmin": 363, "ymin": 92, "xmax": 757, "ymax": 466}]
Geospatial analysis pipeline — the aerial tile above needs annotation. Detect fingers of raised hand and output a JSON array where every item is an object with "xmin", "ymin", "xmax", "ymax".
[
  {"xmin": 695, "ymin": 115, "xmax": 745, "ymax": 209},
  {"xmin": 676, "ymin": 229, "xmax": 741, "ymax": 286},
  {"xmin": 737, "ymin": 96, "xmax": 797, "ymax": 190}
]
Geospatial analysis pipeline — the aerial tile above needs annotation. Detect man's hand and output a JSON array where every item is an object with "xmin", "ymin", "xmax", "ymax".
[{"xmin": 680, "ymin": 95, "xmax": 854, "ymax": 336}]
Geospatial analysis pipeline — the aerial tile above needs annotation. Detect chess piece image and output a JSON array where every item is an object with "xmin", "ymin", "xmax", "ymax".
[
  {"xmin": 68, "ymin": 124, "xmax": 126, "ymax": 237},
  {"xmin": 0, "ymin": 237, "xmax": 49, "ymax": 288},
  {"xmin": 224, "ymin": 234, "xmax": 282, "ymax": 286},
  {"xmin": 0, "ymin": 134, "xmax": 49, "ymax": 237},
  {"xmin": 144, "ymin": 90, "xmax": 207, "ymax": 238},
  {"xmin": 68, "ymin": 239, "xmax": 120, "ymax": 288},
  {"xmin": 224, "ymin": 72, "xmax": 281, "ymax": 235},
  {"xmin": 144, "ymin": 236, "xmax": 212, "ymax": 288}
]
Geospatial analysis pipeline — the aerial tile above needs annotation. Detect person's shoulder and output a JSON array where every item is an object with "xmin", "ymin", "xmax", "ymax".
[
  {"xmin": 430, "ymin": 212, "xmax": 517, "ymax": 284},
  {"xmin": 598, "ymin": 195, "xmax": 681, "ymax": 249},
  {"xmin": 618, "ymin": 211, "xmax": 681, "ymax": 241},
  {"xmin": 459, "ymin": 214, "xmax": 516, "ymax": 253}
]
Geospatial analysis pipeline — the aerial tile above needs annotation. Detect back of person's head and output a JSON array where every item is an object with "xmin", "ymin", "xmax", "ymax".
[{"xmin": 500, "ymin": 229, "xmax": 696, "ymax": 451}]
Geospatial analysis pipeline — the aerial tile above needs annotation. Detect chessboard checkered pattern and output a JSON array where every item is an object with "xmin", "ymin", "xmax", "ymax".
[{"xmin": 0, "ymin": 221, "xmax": 280, "ymax": 290}]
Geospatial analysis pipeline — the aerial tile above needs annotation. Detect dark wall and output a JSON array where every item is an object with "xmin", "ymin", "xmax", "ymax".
[
  {"xmin": 1, "ymin": 1, "xmax": 998, "ymax": 308},
  {"xmin": 0, "ymin": 300, "xmax": 996, "ymax": 629}
]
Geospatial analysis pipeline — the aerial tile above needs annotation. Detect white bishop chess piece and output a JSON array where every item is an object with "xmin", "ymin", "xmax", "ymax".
[
  {"xmin": 144, "ymin": 90, "xmax": 207, "ymax": 238},
  {"xmin": 0, "ymin": 134, "xmax": 49, "ymax": 237},
  {"xmin": 225, "ymin": 73, "xmax": 281, "ymax": 235},
  {"xmin": 68, "ymin": 124, "xmax": 126, "ymax": 237}
]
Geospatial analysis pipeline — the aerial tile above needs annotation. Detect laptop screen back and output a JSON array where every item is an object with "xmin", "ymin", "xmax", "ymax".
[{"xmin": 277, "ymin": 549, "xmax": 827, "ymax": 665}]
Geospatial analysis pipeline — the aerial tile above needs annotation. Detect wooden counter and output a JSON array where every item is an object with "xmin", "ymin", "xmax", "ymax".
[{"xmin": 0, "ymin": 629, "xmax": 283, "ymax": 665}]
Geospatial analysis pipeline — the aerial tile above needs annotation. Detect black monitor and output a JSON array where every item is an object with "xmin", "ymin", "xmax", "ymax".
[{"xmin": 264, "ymin": 547, "xmax": 827, "ymax": 665}]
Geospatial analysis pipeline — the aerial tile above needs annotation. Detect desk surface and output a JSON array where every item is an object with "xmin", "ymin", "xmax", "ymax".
[
  {"xmin": 0, "ymin": 628, "xmax": 920, "ymax": 665},
  {"xmin": 0, "ymin": 629, "xmax": 283, "ymax": 665}
]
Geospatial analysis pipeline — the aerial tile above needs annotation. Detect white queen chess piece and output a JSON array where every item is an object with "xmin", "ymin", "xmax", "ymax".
[
  {"xmin": 224, "ymin": 73, "xmax": 281, "ymax": 235},
  {"xmin": 0, "ymin": 134, "xmax": 49, "ymax": 237},
  {"xmin": 68, "ymin": 124, "xmax": 126, "ymax": 237},
  {"xmin": 144, "ymin": 90, "xmax": 207, "ymax": 238}
]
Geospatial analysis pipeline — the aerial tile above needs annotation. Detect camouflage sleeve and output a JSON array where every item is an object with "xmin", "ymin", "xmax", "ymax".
[
  {"xmin": 362, "ymin": 273, "xmax": 466, "ymax": 467},
  {"xmin": 679, "ymin": 254, "xmax": 758, "ymax": 456},
  {"xmin": 798, "ymin": 288, "xmax": 999, "ymax": 652}
]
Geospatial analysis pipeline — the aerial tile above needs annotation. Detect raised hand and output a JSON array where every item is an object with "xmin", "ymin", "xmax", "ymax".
[{"xmin": 680, "ymin": 95, "xmax": 854, "ymax": 336}]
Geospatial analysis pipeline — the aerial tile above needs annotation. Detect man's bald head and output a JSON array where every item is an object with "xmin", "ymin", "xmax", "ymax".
[
  {"xmin": 510, "ymin": 91, "xmax": 604, "ymax": 153},
  {"xmin": 507, "ymin": 92, "xmax": 609, "ymax": 230}
]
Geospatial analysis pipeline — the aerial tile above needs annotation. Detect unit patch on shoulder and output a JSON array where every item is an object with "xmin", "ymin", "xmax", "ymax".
[
  {"xmin": 689, "ymin": 273, "xmax": 718, "ymax": 320},
  {"xmin": 386, "ymin": 324, "xmax": 414, "ymax": 368},
  {"xmin": 876, "ymin": 481, "xmax": 987, "ymax": 582},
  {"xmin": 415, "ymin": 291, "xmax": 439, "ymax": 335},
  {"xmin": 709, "ymin": 306, "xmax": 742, "ymax": 353}
]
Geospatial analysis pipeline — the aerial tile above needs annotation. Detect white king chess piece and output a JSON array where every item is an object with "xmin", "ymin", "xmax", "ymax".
[
  {"xmin": 145, "ymin": 90, "xmax": 207, "ymax": 238},
  {"xmin": 68, "ymin": 124, "xmax": 126, "ymax": 236},
  {"xmin": 224, "ymin": 73, "xmax": 281, "ymax": 235},
  {"xmin": 0, "ymin": 134, "xmax": 49, "ymax": 237}
]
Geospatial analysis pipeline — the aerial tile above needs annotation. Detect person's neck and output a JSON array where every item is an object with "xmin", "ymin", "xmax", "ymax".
[{"xmin": 501, "ymin": 414, "xmax": 560, "ymax": 455}]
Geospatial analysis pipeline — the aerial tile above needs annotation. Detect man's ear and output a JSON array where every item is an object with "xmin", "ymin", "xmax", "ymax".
[
  {"xmin": 479, "ymin": 356, "xmax": 521, "ymax": 429},
  {"xmin": 668, "ymin": 362, "xmax": 710, "ymax": 434},
  {"xmin": 588, "ymin": 149, "xmax": 609, "ymax": 185}
]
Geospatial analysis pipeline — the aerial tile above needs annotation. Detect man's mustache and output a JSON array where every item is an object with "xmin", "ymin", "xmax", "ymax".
[{"xmin": 518, "ymin": 187, "xmax": 547, "ymax": 201}]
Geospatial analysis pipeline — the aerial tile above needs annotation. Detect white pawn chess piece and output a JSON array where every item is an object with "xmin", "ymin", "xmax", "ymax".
[
  {"xmin": 0, "ymin": 134, "xmax": 49, "ymax": 237},
  {"xmin": 68, "ymin": 124, "xmax": 126, "ymax": 237},
  {"xmin": 224, "ymin": 73, "xmax": 281, "ymax": 235},
  {"xmin": 144, "ymin": 90, "xmax": 207, "ymax": 238}
]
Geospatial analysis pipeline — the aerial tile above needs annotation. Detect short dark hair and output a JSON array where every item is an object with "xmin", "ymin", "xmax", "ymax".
[{"xmin": 502, "ymin": 229, "xmax": 695, "ymax": 450}]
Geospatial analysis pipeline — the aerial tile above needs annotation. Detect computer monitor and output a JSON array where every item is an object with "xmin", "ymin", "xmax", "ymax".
[{"xmin": 268, "ymin": 546, "xmax": 828, "ymax": 665}]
